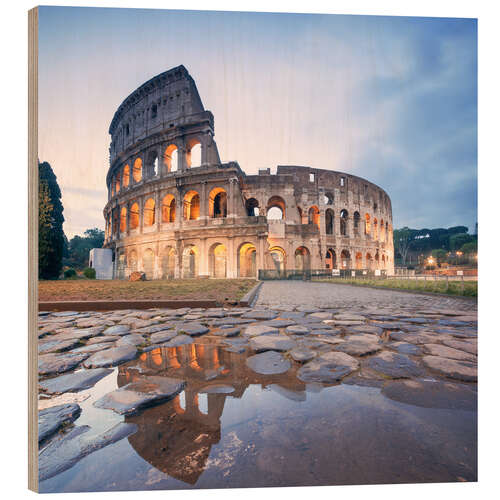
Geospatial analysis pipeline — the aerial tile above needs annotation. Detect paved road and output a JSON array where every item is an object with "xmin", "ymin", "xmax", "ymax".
[{"xmin": 255, "ymin": 281, "xmax": 477, "ymax": 312}]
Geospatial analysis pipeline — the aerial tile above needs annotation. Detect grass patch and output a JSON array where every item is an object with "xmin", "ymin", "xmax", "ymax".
[
  {"xmin": 38, "ymin": 279, "xmax": 256, "ymax": 303},
  {"xmin": 313, "ymin": 278, "xmax": 477, "ymax": 297}
]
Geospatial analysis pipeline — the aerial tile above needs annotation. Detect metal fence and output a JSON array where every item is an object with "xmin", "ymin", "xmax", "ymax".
[{"xmin": 258, "ymin": 269, "xmax": 388, "ymax": 280}]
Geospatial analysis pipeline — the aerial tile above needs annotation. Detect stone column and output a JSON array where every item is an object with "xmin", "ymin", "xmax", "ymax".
[
  {"xmin": 200, "ymin": 180, "xmax": 208, "ymax": 224},
  {"xmin": 257, "ymin": 235, "xmax": 266, "ymax": 278},
  {"xmin": 156, "ymin": 190, "xmax": 161, "ymax": 233},
  {"xmin": 139, "ymin": 197, "xmax": 144, "ymax": 234},
  {"xmin": 227, "ymin": 238, "xmax": 235, "ymax": 278},
  {"xmin": 199, "ymin": 238, "xmax": 209, "ymax": 278}
]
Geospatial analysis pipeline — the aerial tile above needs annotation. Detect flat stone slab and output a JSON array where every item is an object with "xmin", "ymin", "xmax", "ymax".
[
  {"xmin": 149, "ymin": 330, "xmax": 177, "ymax": 344},
  {"xmin": 290, "ymin": 346, "xmax": 316, "ymax": 362},
  {"xmin": 38, "ymin": 403, "xmax": 81, "ymax": 442},
  {"xmin": 350, "ymin": 325, "xmax": 384, "ymax": 335},
  {"xmin": 368, "ymin": 351, "xmax": 424, "ymax": 378},
  {"xmin": 389, "ymin": 331, "xmax": 449, "ymax": 345},
  {"xmin": 160, "ymin": 334, "xmax": 194, "ymax": 347},
  {"xmin": 212, "ymin": 327, "xmax": 241, "ymax": 337},
  {"xmin": 38, "ymin": 422, "xmax": 138, "ymax": 482},
  {"xmin": 334, "ymin": 313, "xmax": 366, "ymax": 321},
  {"xmin": 309, "ymin": 312, "xmax": 333, "ymax": 320},
  {"xmin": 70, "ymin": 342, "xmax": 114, "ymax": 354},
  {"xmin": 116, "ymin": 334, "xmax": 146, "ymax": 347},
  {"xmin": 285, "ymin": 325, "xmax": 310, "ymax": 335},
  {"xmin": 48, "ymin": 327, "xmax": 104, "ymax": 341},
  {"xmin": 199, "ymin": 384, "xmax": 235, "ymax": 394},
  {"xmin": 249, "ymin": 334, "xmax": 295, "ymax": 352},
  {"xmin": 388, "ymin": 342, "xmax": 423, "ymax": 356},
  {"xmin": 102, "ymin": 325, "xmax": 131, "ymax": 336},
  {"xmin": 244, "ymin": 324, "xmax": 279, "ymax": 337},
  {"xmin": 263, "ymin": 319, "xmax": 297, "ymax": 328},
  {"xmin": 381, "ymin": 379, "xmax": 477, "ymax": 410},
  {"xmin": 297, "ymin": 351, "xmax": 359, "ymax": 383},
  {"xmin": 39, "ymin": 338, "xmax": 81, "ymax": 354},
  {"xmin": 83, "ymin": 346, "xmax": 137, "ymax": 368},
  {"xmin": 39, "ymin": 368, "xmax": 113, "ymax": 394},
  {"xmin": 86, "ymin": 335, "xmax": 120, "ymax": 345},
  {"xmin": 242, "ymin": 310, "xmax": 279, "ymax": 320},
  {"xmin": 94, "ymin": 375, "xmax": 185, "ymax": 415},
  {"xmin": 176, "ymin": 322, "xmax": 209, "ymax": 336},
  {"xmin": 422, "ymin": 355, "xmax": 477, "ymax": 382},
  {"xmin": 246, "ymin": 351, "xmax": 291, "ymax": 375},
  {"xmin": 39, "ymin": 353, "xmax": 90, "ymax": 376},
  {"xmin": 442, "ymin": 339, "xmax": 477, "ymax": 355},
  {"xmin": 335, "ymin": 337, "xmax": 382, "ymax": 357},
  {"xmin": 423, "ymin": 344, "xmax": 476, "ymax": 362},
  {"xmin": 224, "ymin": 345, "xmax": 246, "ymax": 353}
]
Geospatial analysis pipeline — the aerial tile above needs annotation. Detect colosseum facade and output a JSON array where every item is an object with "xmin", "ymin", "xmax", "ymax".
[{"xmin": 103, "ymin": 65, "xmax": 395, "ymax": 280}]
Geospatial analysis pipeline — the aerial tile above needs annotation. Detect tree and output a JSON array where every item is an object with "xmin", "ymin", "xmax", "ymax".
[
  {"xmin": 461, "ymin": 241, "xmax": 477, "ymax": 255},
  {"xmin": 450, "ymin": 233, "xmax": 475, "ymax": 251},
  {"xmin": 393, "ymin": 227, "xmax": 413, "ymax": 265},
  {"xmin": 66, "ymin": 228, "xmax": 104, "ymax": 270},
  {"xmin": 38, "ymin": 161, "xmax": 65, "ymax": 279},
  {"xmin": 431, "ymin": 248, "xmax": 447, "ymax": 265}
]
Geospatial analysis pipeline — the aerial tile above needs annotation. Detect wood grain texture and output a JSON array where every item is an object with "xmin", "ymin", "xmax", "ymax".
[{"xmin": 28, "ymin": 5, "xmax": 38, "ymax": 493}]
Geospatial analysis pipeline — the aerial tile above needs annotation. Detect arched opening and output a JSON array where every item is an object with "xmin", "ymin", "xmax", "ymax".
[
  {"xmin": 325, "ymin": 248, "xmax": 336, "ymax": 269},
  {"xmin": 129, "ymin": 202, "xmax": 139, "ymax": 230},
  {"xmin": 381, "ymin": 254, "xmax": 386, "ymax": 269},
  {"xmin": 128, "ymin": 250, "xmax": 138, "ymax": 273},
  {"xmin": 266, "ymin": 196, "xmax": 286, "ymax": 220},
  {"xmin": 161, "ymin": 194, "xmax": 176, "ymax": 223},
  {"xmin": 375, "ymin": 251, "xmax": 380, "ymax": 268},
  {"xmin": 308, "ymin": 206, "xmax": 320, "ymax": 230},
  {"xmin": 186, "ymin": 139, "xmax": 202, "ymax": 168},
  {"xmin": 385, "ymin": 222, "xmax": 389, "ymax": 242},
  {"xmin": 355, "ymin": 252, "xmax": 363, "ymax": 269},
  {"xmin": 147, "ymin": 151, "xmax": 159, "ymax": 177},
  {"xmin": 238, "ymin": 242, "xmax": 257, "ymax": 277},
  {"xmin": 340, "ymin": 249, "xmax": 351, "ymax": 269},
  {"xmin": 366, "ymin": 253, "xmax": 373, "ymax": 270},
  {"xmin": 143, "ymin": 249, "xmax": 154, "ymax": 279},
  {"xmin": 114, "ymin": 171, "xmax": 121, "ymax": 194},
  {"xmin": 245, "ymin": 198, "xmax": 260, "ymax": 216},
  {"xmin": 182, "ymin": 245, "xmax": 199, "ymax": 278},
  {"xmin": 324, "ymin": 192, "xmax": 334, "ymax": 205},
  {"xmin": 122, "ymin": 164, "xmax": 130, "ymax": 187},
  {"xmin": 380, "ymin": 219, "xmax": 385, "ymax": 241},
  {"xmin": 164, "ymin": 144, "xmax": 178, "ymax": 173},
  {"xmin": 209, "ymin": 243, "xmax": 227, "ymax": 278},
  {"xmin": 161, "ymin": 246, "xmax": 176, "ymax": 279},
  {"xmin": 119, "ymin": 206, "xmax": 127, "ymax": 233},
  {"xmin": 116, "ymin": 251, "xmax": 126, "ymax": 279},
  {"xmin": 144, "ymin": 198, "xmax": 155, "ymax": 226},
  {"xmin": 295, "ymin": 246, "xmax": 311, "ymax": 271},
  {"xmin": 373, "ymin": 218, "xmax": 378, "ymax": 240},
  {"xmin": 353, "ymin": 212, "xmax": 360, "ymax": 236},
  {"xmin": 209, "ymin": 187, "xmax": 227, "ymax": 218},
  {"xmin": 365, "ymin": 213, "xmax": 371, "ymax": 236},
  {"xmin": 325, "ymin": 209, "xmax": 334, "ymax": 235},
  {"xmin": 340, "ymin": 209, "xmax": 348, "ymax": 236},
  {"xmin": 183, "ymin": 190, "xmax": 200, "ymax": 220},
  {"xmin": 269, "ymin": 246, "xmax": 286, "ymax": 274},
  {"xmin": 132, "ymin": 158, "xmax": 142, "ymax": 183}
]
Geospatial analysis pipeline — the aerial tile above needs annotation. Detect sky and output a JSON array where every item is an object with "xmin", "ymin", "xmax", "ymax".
[{"xmin": 38, "ymin": 7, "xmax": 477, "ymax": 238}]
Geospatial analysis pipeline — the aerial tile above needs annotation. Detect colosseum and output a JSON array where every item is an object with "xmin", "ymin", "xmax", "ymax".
[{"xmin": 103, "ymin": 65, "xmax": 394, "ymax": 280}]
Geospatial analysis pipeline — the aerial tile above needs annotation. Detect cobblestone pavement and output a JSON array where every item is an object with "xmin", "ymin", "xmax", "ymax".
[{"xmin": 255, "ymin": 280, "xmax": 478, "ymax": 311}]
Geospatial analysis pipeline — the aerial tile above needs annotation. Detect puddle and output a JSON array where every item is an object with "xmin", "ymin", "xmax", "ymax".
[{"xmin": 39, "ymin": 340, "xmax": 477, "ymax": 492}]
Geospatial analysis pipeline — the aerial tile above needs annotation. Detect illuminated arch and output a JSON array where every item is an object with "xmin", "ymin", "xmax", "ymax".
[
  {"xmin": 340, "ymin": 249, "xmax": 351, "ymax": 269},
  {"xmin": 208, "ymin": 187, "xmax": 227, "ymax": 218},
  {"xmin": 182, "ymin": 245, "xmax": 199, "ymax": 278},
  {"xmin": 161, "ymin": 194, "xmax": 176, "ymax": 223},
  {"xmin": 132, "ymin": 158, "xmax": 142, "ymax": 183},
  {"xmin": 183, "ymin": 190, "xmax": 200, "ymax": 220},
  {"xmin": 365, "ymin": 213, "xmax": 371, "ymax": 235},
  {"xmin": 209, "ymin": 243, "xmax": 227, "ymax": 278},
  {"xmin": 186, "ymin": 138, "xmax": 202, "ymax": 168},
  {"xmin": 295, "ymin": 246, "xmax": 311, "ymax": 271},
  {"xmin": 122, "ymin": 164, "xmax": 130, "ymax": 187},
  {"xmin": 119, "ymin": 206, "xmax": 127, "ymax": 233},
  {"xmin": 325, "ymin": 248, "xmax": 336, "ymax": 269},
  {"xmin": 164, "ymin": 144, "xmax": 178, "ymax": 173},
  {"xmin": 129, "ymin": 202, "xmax": 139, "ymax": 230},
  {"xmin": 266, "ymin": 196, "xmax": 286, "ymax": 220},
  {"xmin": 268, "ymin": 246, "xmax": 286, "ymax": 273},
  {"xmin": 237, "ymin": 242, "xmax": 257, "ymax": 277},
  {"xmin": 355, "ymin": 252, "xmax": 363, "ymax": 269},
  {"xmin": 144, "ymin": 198, "xmax": 156, "ymax": 226},
  {"xmin": 308, "ymin": 206, "xmax": 320, "ymax": 230},
  {"xmin": 114, "ymin": 171, "xmax": 121, "ymax": 194}
]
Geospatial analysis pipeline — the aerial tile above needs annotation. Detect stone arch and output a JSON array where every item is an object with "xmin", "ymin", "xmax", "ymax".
[
  {"xmin": 373, "ymin": 218, "xmax": 378, "ymax": 240},
  {"xmin": 182, "ymin": 245, "xmax": 199, "ymax": 278},
  {"xmin": 325, "ymin": 209, "xmax": 334, "ymax": 235},
  {"xmin": 164, "ymin": 144, "xmax": 179, "ymax": 173},
  {"xmin": 340, "ymin": 209, "xmax": 348, "ymax": 236},
  {"xmin": 365, "ymin": 213, "xmax": 371, "ymax": 236},
  {"xmin": 114, "ymin": 171, "xmax": 121, "ymax": 194},
  {"xmin": 237, "ymin": 242, "xmax": 257, "ymax": 277},
  {"xmin": 340, "ymin": 249, "xmax": 351, "ymax": 269},
  {"xmin": 381, "ymin": 254, "xmax": 386, "ymax": 269},
  {"xmin": 129, "ymin": 202, "xmax": 140, "ymax": 230},
  {"xmin": 209, "ymin": 242, "xmax": 227, "ymax": 278},
  {"xmin": 266, "ymin": 196, "xmax": 286, "ymax": 220},
  {"xmin": 325, "ymin": 248, "xmax": 336, "ymax": 269},
  {"xmin": 133, "ymin": 157, "xmax": 142, "ymax": 183},
  {"xmin": 245, "ymin": 198, "xmax": 260, "ymax": 216},
  {"xmin": 308, "ymin": 206, "xmax": 320, "ymax": 230},
  {"xmin": 366, "ymin": 252, "xmax": 373, "ymax": 270},
  {"xmin": 380, "ymin": 219, "xmax": 385, "ymax": 241},
  {"xmin": 324, "ymin": 192, "xmax": 334, "ymax": 205},
  {"xmin": 128, "ymin": 249, "xmax": 138, "ymax": 273},
  {"xmin": 162, "ymin": 194, "xmax": 176, "ymax": 223},
  {"xmin": 116, "ymin": 250, "xmax": 126, "ymax": 279},
  {"xmin": 120, "ymin": 206, "xmax": 127, "ymax": 233},
  {"xmin": 144, "ymin": 198, "xmax": 156, "ymax": 226},
  {"xmin": 147, "ymin": 150, "xmax": 159, "ymax": 177},
  {"xmin": 161, "ymin": 245, "xmax": 176, "ymax": 279},
  {"xmin": 122, "ymin": 164, "xmax": 130, "ymax": 187},
  {"xmin": 375, "ymin": 250, "xmax": 380, "ymax": 268},
  {"xmin": 208, "ymin": 187, "xmax": 227, "ymax": 218},
  {"xmin": 353, "ymin": 211, "xmax": 360, "ymax": 235},
  {"xmin": 355, "ymin": 251, "xmax": 363, "ymax": 269},
  {"xmin": 268, "ymin": 246, "xmax": 286, "ymax": 273},
  {"xmin": 183, "ymin": 190, "xmax": 200, "ymax": 220},
  {"xmin": 142, "ymin": 248, "xmax": 154, "ymax": 279},
  {"xmin": 295, "ymin": 246, "xmax": 311, "ymax": 271},
  {"xmin": 186, "ymin": 138, "xmax": 202, "ymax": 168}
]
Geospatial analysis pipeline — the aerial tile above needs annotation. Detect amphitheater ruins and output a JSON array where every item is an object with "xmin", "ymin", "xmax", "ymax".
[{"xmin": 100, "ymin": 65, "xmax": 394, "ymax": 280}]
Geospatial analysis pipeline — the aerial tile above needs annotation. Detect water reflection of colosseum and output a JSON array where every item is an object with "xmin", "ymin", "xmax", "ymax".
[
  {"xmin": 118, "ymin": 342, "xmax": 307, "ymax": 484},
  {"xmin": 104, "ymin": 65, "xmax": 394, "ymax": 279}
]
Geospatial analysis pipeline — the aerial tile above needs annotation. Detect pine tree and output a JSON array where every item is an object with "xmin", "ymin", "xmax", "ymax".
[{"xmin": 38, "ymin": 161, "xmax": 65, "ymax": 279}]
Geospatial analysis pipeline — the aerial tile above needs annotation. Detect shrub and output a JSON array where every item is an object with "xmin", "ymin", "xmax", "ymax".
[
  {"xmin": 83, "ymin": 267, "xmax": 96, "ymax": 279},
  {"xmin": 64, "ymin": 268, "xmax": 77, "ymax": 279}
]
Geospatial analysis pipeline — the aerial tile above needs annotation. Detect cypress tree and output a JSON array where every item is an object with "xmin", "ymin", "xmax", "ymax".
[{"xmin": 38, "ymin": 161, "xmax": 65, "ymax": 279}]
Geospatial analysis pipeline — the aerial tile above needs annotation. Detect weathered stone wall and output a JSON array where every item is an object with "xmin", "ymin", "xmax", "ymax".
[{"xmin": 103, "ymin": 66, "xmax": 394, "ymax": 279}]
